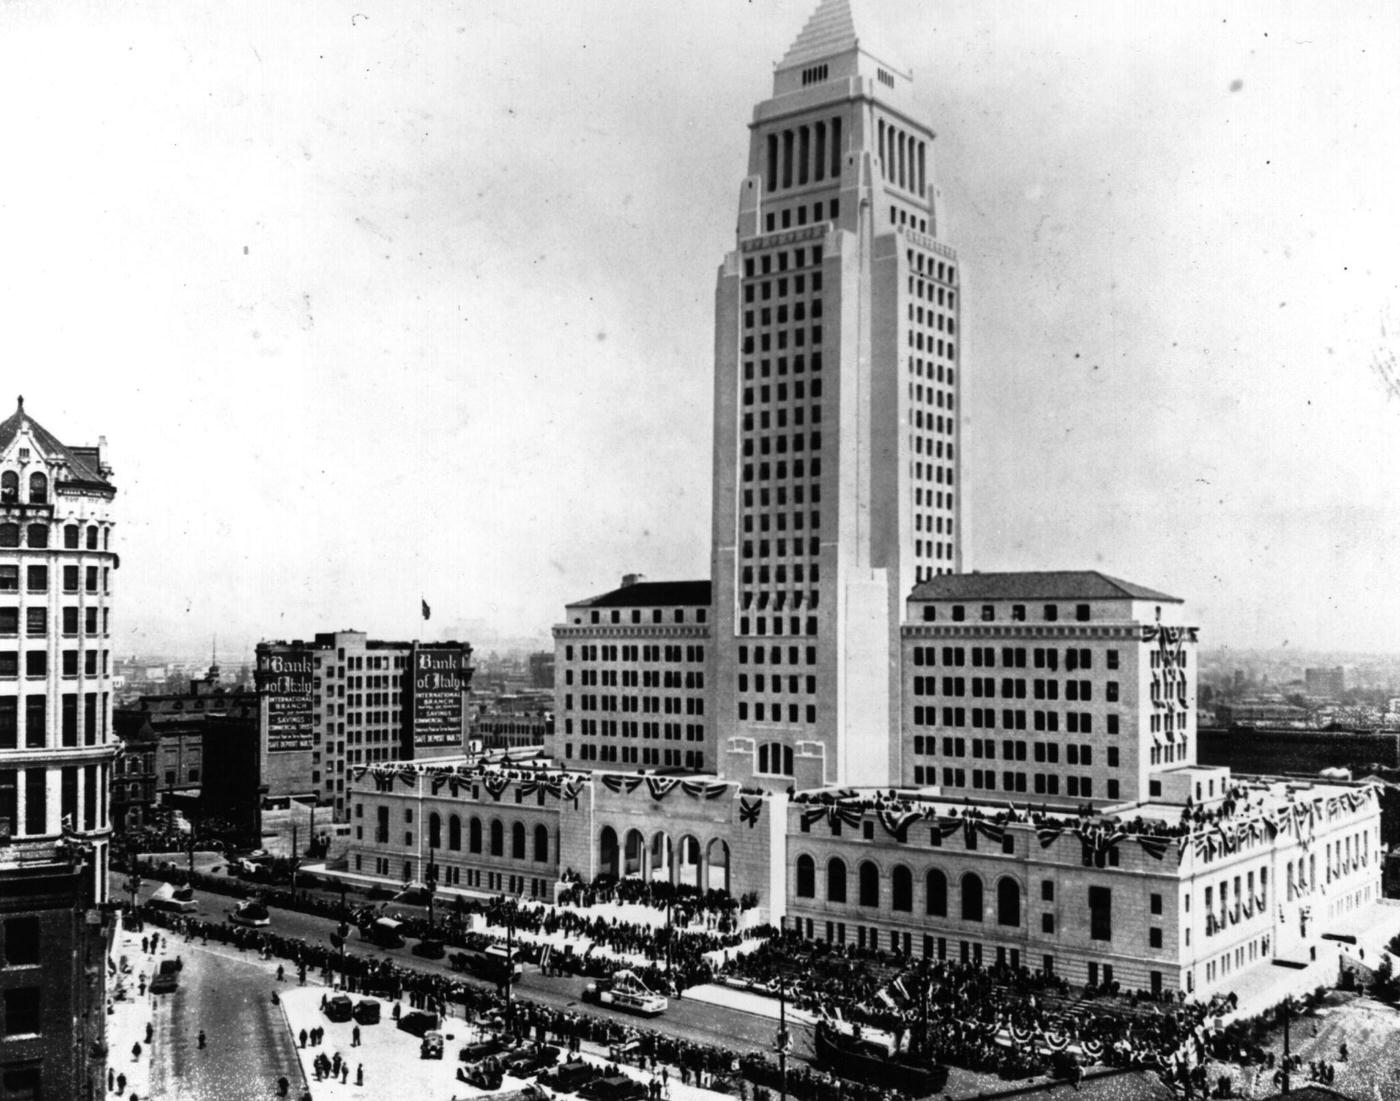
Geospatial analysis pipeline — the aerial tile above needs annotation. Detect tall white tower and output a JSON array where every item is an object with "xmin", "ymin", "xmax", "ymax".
[{"xmin": 713, "ymin": 0, "xmax": 963, "ymax": 789}]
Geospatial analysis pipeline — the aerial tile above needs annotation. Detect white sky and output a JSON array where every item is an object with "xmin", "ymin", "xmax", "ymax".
[{"xmin": 1, "ymin": 0, "xmax": 1397, "ymax": 657}]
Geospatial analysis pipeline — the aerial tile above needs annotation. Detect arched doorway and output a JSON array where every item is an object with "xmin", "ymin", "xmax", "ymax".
[
  {"xmin": 650, "ymin": 832, "xmax": 673, "ymax": 882},
  {"xmin": 676, "ymin": 835, "xmax": 702, "ymax": 888},
  {"xmin": 624, "ymin": 828, "xmax": 646, "ymax": 878},
  {"xmin": 705, "ymin": 838, "xmax": 730, "ymax": 894},
  {"xmin": 599, "ymin": 826, "xmax": 619, "ymax": 879}
]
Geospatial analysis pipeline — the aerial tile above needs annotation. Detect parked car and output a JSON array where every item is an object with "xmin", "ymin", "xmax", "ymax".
[
  {"xmin": 459, "ymin": 1037, "xmax": 507, "ymax": 1063},
  {"xmin": 365, "ymin": 917, "xmax": 405, "ymax": 949},
  {"xmin": 324, "ymin": 995, "xmax": 354, "ymax": 1023},
  {"xmin": 396, "ymin": 1010, "xmax": 440, "ymax": 1038},
  {"xmin": 353, "ymin": 999, "xmax": 381, "ymax": 1025},
  {"xmin": 148, "ymin": 885, "xmax": 199, "ymax": 914},
  {"xmin": 582, "ymin": 970, "xmax": 668, "ymax": 1017},
  {"xmin": 458, "ymin": 1060, "xmax": 504, "ymax": 1091},
  {"xmin": 538, "ymin": 1059, "xmax": 601, "ymax": 1095},
  {"xmin": 501, "ymin": 1043, "xmax": 561, "ymax": 1078},
  {"xmin": 578, "ymin": 1074, "xmax": 648, "ymax": 1101},
  {"xmin": 150, "ymin": 971, "xmax": 178, "ymax": 995},
  {"xmin": 421, "ymin": 1031, "xmax": 445, "ymax": 1060}
]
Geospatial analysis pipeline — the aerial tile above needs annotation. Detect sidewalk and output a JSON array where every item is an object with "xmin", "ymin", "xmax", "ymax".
[{"xmin": 103, "ymin": 914, "xmax": 167, "ymax": 1100}]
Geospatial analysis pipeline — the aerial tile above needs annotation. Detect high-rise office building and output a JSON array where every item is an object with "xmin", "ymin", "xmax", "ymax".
[
  {"xmin": 712, "ymin": 0, "xmax": 961, "ymax": 790},
  {"xmin": 0, "ymin": 398, "xmax": 117, "ymax": 1100}
]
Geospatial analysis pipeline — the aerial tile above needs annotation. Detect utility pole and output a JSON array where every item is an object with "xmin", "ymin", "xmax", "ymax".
[
  {"xmin": 291, "ymin": 820, "xmax": 299, "ymax": 896},
  {"xmin": 1281, "ymin": 996, "xmax": 1292, "ymax": 1095},
  {"xmin": 504, "ymin": 897, "xmax": 515, "ymax": 1035},
  {"xmin": 426, "ymin": 845, "xmax": 438, "ymax": 929}
]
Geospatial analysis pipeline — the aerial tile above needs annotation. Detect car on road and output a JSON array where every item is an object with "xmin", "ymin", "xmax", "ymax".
[
  {"xmin": 148, "ymin": 885, "xmax": 199, "ymax": 914},
  {"xmin": 353, "ymin": 999, "xmax": 381, "ymax": 1025},
  {"xmin": 538, "ymin": 1058, "xmax": 602, "ymax": 1095},
  {"xmin": 228, "ymin": 900, "xmax": 271, "ymax": 927},
  {"xmin": 396, "ymin": 1010, "xmax": 440, "ymax": 1038},
  {"xmin": 458, "ymin": 1037, "xmax": 507, "ymax": 1063},
  {"xmin": 412, "ymin": 936, "xmax": 445, "ymax": 960},
  {"xmin": 581, "ymin": 970, "xmax": 668, "ymax": 1017},
  {"xmin": 421, "ymin": 1031, "xmax": 445, "ymax": 1060},
  {"xmin": 458, "ymin": 1060, "xmax": 504, "ymax": 1091},
  {"xmin": 365, "ymin": 917, "xmax": 405, "ymax": 949},
  {"xmin": 578, "ymin": 1074, "xmax": 648, "ymax": 1101},
  {"xmin": 324, "ymin": 995, "xmax": 354, "ymax": 1023},
  {"xmin": 500, "ymin": 1043, "xmax": 561, "ymax": 1078},
  {"xmin": 150, "ymin": 971, "xmax": 179, "ymax": 995}
]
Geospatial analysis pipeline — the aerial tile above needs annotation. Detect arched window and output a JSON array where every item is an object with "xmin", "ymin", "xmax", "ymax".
[
  {"xmin": 448, "ymin": 815, "xmax": 461, "ymax": 851},
  {"xmin": 63, "ymin": 524, "xmax": 79, "ymax": 549},
  {"xmin": 534, "ymin": 824, "xmax": 549, "ymax": 862},
  {"xmin": 27, "ymin": 472, "xmax": 46, "ymax": 504},
  {"xmin": 997, "ymin": 879, "xmax": 1021, "ymax": 927},
  {"xmin": 926, "ymin": 868, "xmax": 947, "ymax": 916},
  {"xmin": 961, "ymin": 873, "xmax": 983, "ymax": 922},
  {"xmin": 86, "ymin": 525, "xmax": 99, "ymax": 550},
  {"xmin": 469, "ymin": 816, "xmax": 482, "ymax": 853},
  {"xmin": 428, "ymin": 812, "xmax": 441, "ymax": 849},
  {"xmin": 0, "ymin": 524, "xmax": 17, "ymax": 548},
  {"xmin": 25, "ymin": 524, "xmax": 46, "ymax": 549},
  {"xmin": 892, "ymin": 865, "xmax": 913, "ymax": 912},
  {"xmin": 827, "ymin": 858, "xmax": 847, "ymax": 903},
  {"xmin": 796, "ymin": 854, "xmax": 815, "ymax": 898},
  {"xmin": 512, "ymin": 822, "xmax": 526, "ymax": 860},
  {"xmin": 0, "ymin": 472, "xmax": 16, "ymax": 503},
  {"xmin": 858, "ymin": 861, "xmax": 879, "ymax": 907}
]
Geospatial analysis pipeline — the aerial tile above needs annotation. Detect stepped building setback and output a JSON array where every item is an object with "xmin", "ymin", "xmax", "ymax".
[
  {"xmin": 0, "ymin": 398, "xmax": 117, "ymax": 1101},
  {"xmin": 339, "ymin": 0, "xmax": 1389, "ymax": 1006}
]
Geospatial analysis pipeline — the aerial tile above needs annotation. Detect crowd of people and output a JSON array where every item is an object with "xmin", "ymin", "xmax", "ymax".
[{"xmin": 137, "ymin": 902, "xmax": 903, "ymax": 1101}]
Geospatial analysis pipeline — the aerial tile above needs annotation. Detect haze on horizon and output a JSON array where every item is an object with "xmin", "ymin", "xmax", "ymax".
[{"xmin": 1, "ymin": 0, "xmax": 1395, "ymax": 660}]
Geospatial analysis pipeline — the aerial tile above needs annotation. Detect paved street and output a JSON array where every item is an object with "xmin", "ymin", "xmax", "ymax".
[{"xmin": 116, "ymin": 873, "xmax": 808, "ymax": 1062}]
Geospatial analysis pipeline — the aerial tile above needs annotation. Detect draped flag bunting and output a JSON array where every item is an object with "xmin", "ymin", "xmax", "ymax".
[
  {"xmin": 1080, "ymin": 1040, "xmax": 1105, "ymax": 1062},
  {"xmin": 600, "ymin": 775, "xmax": 644, "ymax": 795},
  {"xmin": 647, "ymin": 777, "xmax": 680, "ymax": 801},
  {"xmin": 482, "ymin": 772, "xmax": 511, "ymax": 800},
  {"xmin": 739, "ymin": 797, "xmax": 763, "ymax": 828},
  {"xmin": 800, "ymin": 806, "xmax": 830, "ymax": 829},
  {"xmin": 1036, "ymin": 824, "xmax": 1063, "ymax": 848},
  {"xmin": 1138, "ymin": 835, "xmax": 1170, "ymax": 861},
  {"xmin": 560, "ymin": 778, "xmax": 585, "ymax": 803},
  {"xmin": 680, "ymin": 779, "xmax": 729, "ymax": 800},
  {"xmin": 372, "ymin": 771, "xmax": 395, "ymax": 793},
  {"xmin": 879, "ymin": 807, "xmax": 922, "ymax": 841}
]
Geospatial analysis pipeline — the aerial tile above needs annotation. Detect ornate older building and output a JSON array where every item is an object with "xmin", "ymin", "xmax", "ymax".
[{"xmin": 0, "ymin": 398, "xmax": 117, "ymax": 1101}]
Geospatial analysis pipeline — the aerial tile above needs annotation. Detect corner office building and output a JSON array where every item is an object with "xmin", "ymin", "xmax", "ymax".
[
  {"xmin": 256, "ymin": 632, "xmax": 473, "ymax": 821},
  {"xmin": 712, "ymin": 0, "xmax": 962, "ymax": 791},
  {"xmin": 550, "ymin": 576, "xmax": 711, "ymax": 771},
  {"xmin": 0, "ymin": 400, "xmax": 117, "ymax": 1101}
]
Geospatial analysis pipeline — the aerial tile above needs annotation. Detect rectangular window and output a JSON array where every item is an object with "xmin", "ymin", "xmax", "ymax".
[
  {"xmin": 24, "ymin": 771, "xmax": 44, "ymax": 834},
  {"xmin": 1089, "ymin": 886, "xmax": 1112, "ymax": 941},
  {"xmin": 3, "ymin": 987, "xmax": 41, "ymax": 1035},
  {"xmin": 25, "ymin": 566, "xmax": 46, "ymax": 593}
]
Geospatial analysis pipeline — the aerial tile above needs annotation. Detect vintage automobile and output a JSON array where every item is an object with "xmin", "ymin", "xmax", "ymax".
[
  {"xmin": 412, "ymin": 936, "xmax": 446, "ymax": 960},
  {"xmin": 228, "ymin": 900, "xmax": 271, "ymax": 927},
  {"xmin": 148, "ymin": 884, "xmax": 199, "ymax": 914},
  {"xmin": 396, "ymin": 1010, "xmax": 440, "ymax": 1038},
  {"xmin": 421, "ymin": 1031, "xmax": 445, "ymax": 1060},
  {"xmin": 457, "ymin": 1059, "xmax": 504, "ymax": 1092},
  {"xmin": 578, "ymin": 1074, "xmax": 648, "ymax": 1101},
  {"xmin": 324, "ymin": 995, "xmax": 354, "ymax": 1023},
  {"xmin": 458, "ymin": 1037, "xmax": 507, "ymax": 1063},
  {"xmin": 581, "ymin": 970, "xmax": 668, "ymax": 1017},
  {"xmin": 352, "ymin": 999, "xmax": 381, "ymax": 1025},
  {"xmin": 365, "ymin": 917, "xmax": 405, "ymax": 949},
  {"xmin": 500, "ymin": 1043, "xmax": 562, "ymax": 1078},
  {"xmin": 538, "ymin": 1059, "xmax": 602, "ymax": 1095},
  {"xmin": 149, "ymin": 964, "xmax": 179, "ymax": 995}
]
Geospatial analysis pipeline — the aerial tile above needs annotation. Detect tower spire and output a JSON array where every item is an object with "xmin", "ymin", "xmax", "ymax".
[{"xmin": 780, "ymin": 0, "xmax": 858, "ymax": 69}]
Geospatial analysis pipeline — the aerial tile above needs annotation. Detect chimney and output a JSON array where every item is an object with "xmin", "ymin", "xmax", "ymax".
[
  {"xmin": 97, "ymin": 435, "xmax": 110, "ymax": 475},
  {"xmin": 620, "ymin": 573, "xmax": 645, "ymax": 588}
]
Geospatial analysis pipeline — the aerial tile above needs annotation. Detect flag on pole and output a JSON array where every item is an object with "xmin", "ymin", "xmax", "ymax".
[{"xmin": 421, "ymin": 599, "xmax": 431, "ymax": 621}]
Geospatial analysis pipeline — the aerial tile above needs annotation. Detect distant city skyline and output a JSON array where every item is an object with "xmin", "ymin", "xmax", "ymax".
[{"xmin": 2, "ymin": 0, "xmax": 1396, "ymax": 656}]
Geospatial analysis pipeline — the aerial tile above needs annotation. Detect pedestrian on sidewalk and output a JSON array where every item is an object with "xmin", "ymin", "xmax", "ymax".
[
  {"xmin": 352, "ymin": 1025, "xmax": 360, "ymax": 1047},
  {"xmin": 141, "ymin": 936, "xmax": 149, "ymax": 955},
  {"xmin": 145, "ymin": 1023, "xmax": 153, "ymax": 1044},
  {"xmin": 299, "ymin": 1029, "xmax": 307, "ymax": 1049},
  {"xmin": 132, "ymin": 1042, "xmax": 141, "ymax": 1061},
  {"xmin": 198, "ymin": 1030, "xmax": 206, "ymax": 1050},
  {"xmin": 341, "ymin": 1064, "xmax": 348, "ymax": 1084},
  {"xmin": 277, "ymin": 964, "xmax": 285, "ymax": 982},
  {"xmin": 108, "ymin": 1068, "xmax": 114, "ymax": 1093},
  {"xmin": 277, "ymin": 1074, "xmax": 290, "ymax": 1097},
  {"xmin": 117, "ymin": 1072, "xmax": 126, "ymax": 1094},
  {"xmin": 356, "ymin": 1064, "xmax": 363, "ymax": 1086}
]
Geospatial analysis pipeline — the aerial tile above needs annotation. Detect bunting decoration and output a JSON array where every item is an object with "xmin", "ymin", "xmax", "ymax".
[
  {"xmin": 600, "ymin": 774, "xmax": 644, "ymax": 795},
  {"xmin": 800, "ymin": 806, "xmax": 830, "ymax": 829},
  {"xmin": 739, "ymin": 797, "xmax": 763, "ymax": 828},
  {"xmin": 372, "ymin": 771, "xmax": 395, "ymax": 793},
  {"xmin": 1138, "ymin": 835, "xmax": 1169, "ymax": 861},
  {"xmin": 482, "ymin": 772, "xmax": 511, "ymax": 800},
  {"xmin": 1036, "ymin": 824, "xmax": 1063, "ymax": 848},
  {"xmin": 680, "ymin": 779, "xmax": 730, "ymax": 800},
  {"xmin": 559, "ymin": 778, "xmax": 585, "ymax": 803},
  {"xmin": 879, "ymin": 807, "xmax": 922, "ymax": 841},
  {"xmin": 646, "ymin": 776, "xmax": 680, "ymax": 801}
]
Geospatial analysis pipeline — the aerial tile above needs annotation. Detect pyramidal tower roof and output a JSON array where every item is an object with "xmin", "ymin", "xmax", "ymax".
[
  {"xmin": 776, "ymin": 0, "xmax": 907, "ymax": 81},
  {"xmin": 780, "ymin": 0, "xmax": 859, "ymax": 68}
]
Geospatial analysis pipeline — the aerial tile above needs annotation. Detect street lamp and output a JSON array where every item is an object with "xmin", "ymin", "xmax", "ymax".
[
  {"xmin": 774, "ymin": 917, "xmax": 791, "ymax": 1101},
  {"xmin": 1279, "ymin": 996, "xmax": 1294, "ymax": 1095},
  {"xmin": 426, "ymin": 846, "xmax": 438, "ymax": 930}
]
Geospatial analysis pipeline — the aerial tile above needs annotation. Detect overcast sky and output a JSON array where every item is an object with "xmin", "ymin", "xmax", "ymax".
[{"xmin": 1, "ymin": 0, "xmax": 1396, "ymax": 658}]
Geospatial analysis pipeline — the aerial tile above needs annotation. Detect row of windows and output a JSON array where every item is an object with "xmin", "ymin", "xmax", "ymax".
[
  {"xmin": 737, "ymin": 616, "xmax": 819, "ymax": 638},
  {"xmin": 564, "ymin": 718, "xmax": 705, "ymax": 742},
  {"xmin": 743, "ymin": 351, "xmax": 824, "ymax": 382},
  {"xmin": 919, "ymin": 603, "xmax": 1128, "ymax": 624},
  {"xmin": 565, "ymin": 694, "xmax": 705, "ymax": 716},
  {"xmin": 740, "ymin": 563, "xmax": 819, "ymax": 586},
  {"xmin": 0, "ymin": 763, "xmax": 105, "ymax": 836},
  {"xmin": 0, "ymin": 471, "xmax": 49, "ymax": 505},
  {"xmin": 738, "ymin": 673, "xmax": 817, "ymax": 695},
  {"xmin": 913, "ymin": 736, "xmax": 1106, "ymax": 766},
  {"xmin": 583, "ymin": 607, "xmax": 707, "ymax": 626},
  {"xmin": 763, "ymin": 118, "xmax": 842, "ymax": 193},
  {"xmin": 737, "ymin": 645, "xmax": 818, "ymax": 667},
  {"xmin": 567, "ymin": 644, "xmax": 705, "ymax": 664},
  {"xmin": 913, "ymin": 766, "xmax": 1111, "ymax": 799},
  {"xmin": 0, "ymin": 521, "xmax": 109, "ymax": 550},
  {"xmin": 742, "ymin": 328, "xmax": 822, "ymax": 356},
  {"xmin": 0, "ymin": 650, "xmax": 110, "ymax": 679},
  {"xmin": 912, "ymin": 646, "xmax": 1116, "ymax": 670},
  {"xmin": 0, "ymin": 565, "xmax": 112, "ymax": 595},
  {"xmin": 0, "ymin": 606, "xmax": 111, "ymax": 636},
  {"xmin": 743, "ymin": 379, "xmax": 823, "ymax": 406},
  {"xmin": 574, "ymin": 669, "xmax": 704, "ymax": 689},
  {"xmin": 912, "ymin": 706, "xmax": 1118, "ymax": 735},
  {"xmin": 911, "ymin": 676, "xmax": 1102, "ymax": 701},
  {"xmin": 741, "ymin": 537, "xmax": 821, "ymax": 559},
  {"xmin": 738, "ymin": 701, "xmax": 816, "ymax": 724},
  {"xmin": 740, "ymin": 461, "xmax": 821, "ymax": 499},
  {"xmin": 567, "ymin": 743, "xmax": 704, "ymax": 768},
  {"xmin": 744, "ymin": 301, "xmax": 823, "ymax": 331}
]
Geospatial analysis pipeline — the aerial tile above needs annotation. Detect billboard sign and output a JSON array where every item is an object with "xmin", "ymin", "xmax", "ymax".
[
  {"xmin": 256, "ymin": 648, "xmax": 314, "ymax": 753},
  {"xmin": 412, "ymin": 646, "xmax": 469, "ymax": 748}
]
